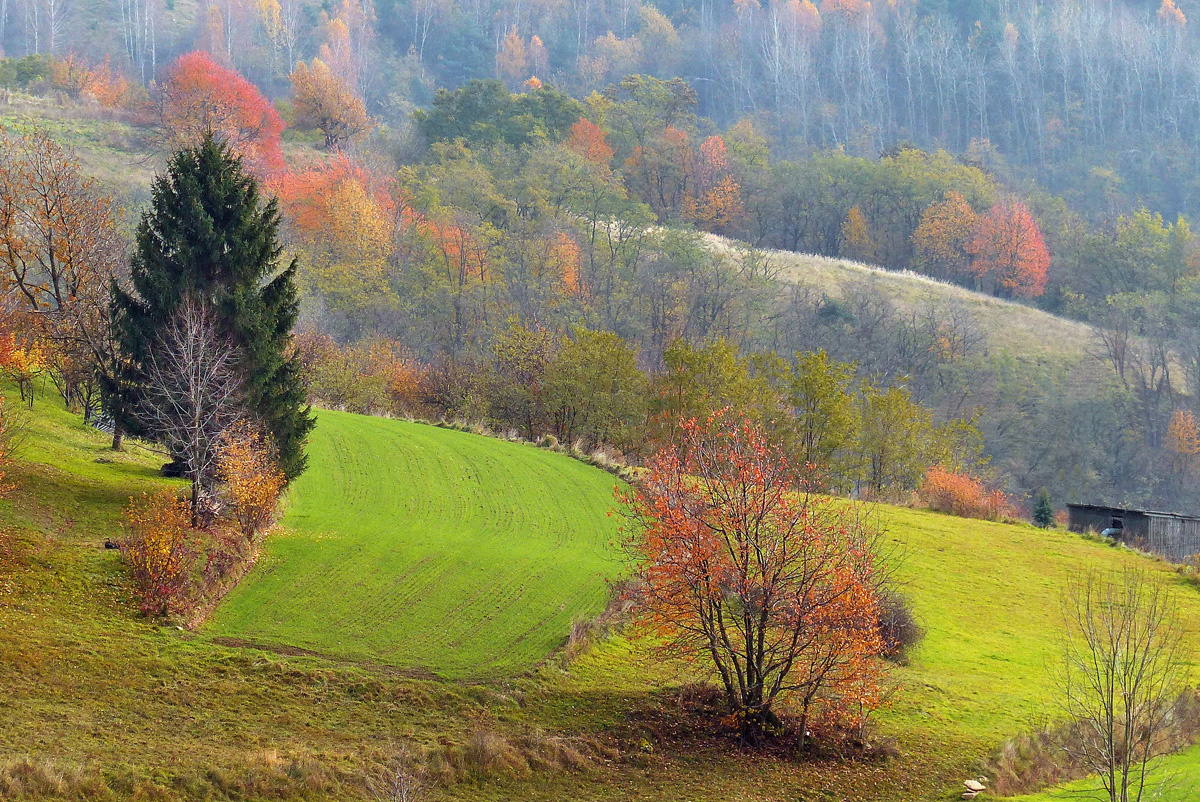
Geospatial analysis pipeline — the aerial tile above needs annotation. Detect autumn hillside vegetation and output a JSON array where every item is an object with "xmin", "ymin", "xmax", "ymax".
[{"xmin": 7, "ymin": 383, "xmax": 1200, "ymax": 801}]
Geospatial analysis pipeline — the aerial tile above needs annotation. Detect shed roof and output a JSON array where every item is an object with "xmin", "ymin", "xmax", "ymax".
[{"xmin": 1068, "ymin": 503, "xmax": 1200, "ymax": 523}]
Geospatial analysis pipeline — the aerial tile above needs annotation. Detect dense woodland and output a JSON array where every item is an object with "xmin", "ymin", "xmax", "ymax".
[{"xmin": 4, "ymin": 0, "xmax": 1200, "ymax": 516}]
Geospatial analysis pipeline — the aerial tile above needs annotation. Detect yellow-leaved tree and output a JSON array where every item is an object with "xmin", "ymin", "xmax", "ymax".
[{"xmin": 290, "ymin": 58, "xmax": 373, "ymax": 151}]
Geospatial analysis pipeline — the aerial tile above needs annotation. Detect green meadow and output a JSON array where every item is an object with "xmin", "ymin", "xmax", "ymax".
[
  {"xmin": 207, "ymin": 410, "xmax": 624, "ymax": 677},
  {"xmin": 5, "ymin": 387, "xmax": 1200, "ymax": 800}
]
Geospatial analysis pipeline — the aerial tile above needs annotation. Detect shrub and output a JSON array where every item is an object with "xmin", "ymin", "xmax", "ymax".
[
  {"xmin": 919, "ymin": 465, "xmax": 1015, "ymax": 521},
  {"xmin": 876, "ymin": 589, "xmax": 924, "ymax": 663},
  {"xmin": 217, "ymin": 422, "xmax": 286, "ymax": 542},
  {"xmin": 119, "ymin": 489, "xmax": 196, "ymax": 616}
]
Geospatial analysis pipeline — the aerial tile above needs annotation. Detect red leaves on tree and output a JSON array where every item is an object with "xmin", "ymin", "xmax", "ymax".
[
  {"xmin": 269, "ymin": 154, "xmax": 398, "ymax": 236},
  {"xmin": 966, "ymin": 199, "xmax": 1050, "ymax": 298},
  {"xmin": 567, "ymin": 117, "xmax": 614, "ymax": 165},
  {"xmin": 622, "ymin": 411, "xmax": 887, "ymax": 743},
  {"xmin": 156, "ymin": 51, "xmax": 286, "ymax": 174}
]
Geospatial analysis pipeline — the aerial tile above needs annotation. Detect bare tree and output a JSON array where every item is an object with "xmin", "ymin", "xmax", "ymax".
[
  {"xmin": 367, "ymin": 740, "xmax": 426, "ymax": 802},
  {"xmin": 140, "ymin": 298, "xmax": 243, "ymax": 523},
  {"xmin": 1054, "ymin": 568, "xmax": 1183, "ymax": 802}
]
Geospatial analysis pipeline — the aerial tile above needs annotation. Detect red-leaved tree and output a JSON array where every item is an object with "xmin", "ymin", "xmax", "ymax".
[
  {"xmin": 966, "ymin": 199, "xmax": 1050, "ymax": 298},
  {"xmin": 622, "ymin": 412, "xmax": 887, "ymax": 745},
  {"xmin": 154, "ymin": 51, "xmax": 286, "ymax": 173}
]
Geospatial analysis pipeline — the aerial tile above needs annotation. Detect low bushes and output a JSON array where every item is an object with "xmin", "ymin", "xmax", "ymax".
[
  {"xmin": 118, "ymin": 489, "xmax": 195, "ymax": 616},
  {"xmin": 875, "ymin": 589, "xmax": 924, "ymax": 664},
  {"xmin": 919, "ymin": 465, "xmax": 1015, "ymax": 521},
  {"xmin": 980, "ymin": 690, "xmax": 1200, "ymax": 796},
  {"xmin": 118, "ymin": 425, "xmax": 287, "ymax": 620}
]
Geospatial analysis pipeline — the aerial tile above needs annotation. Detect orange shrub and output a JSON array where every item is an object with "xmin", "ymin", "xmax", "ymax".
[
  {"xmin": 50, "ymin": 54, "xmax": 129, "ymax": 107},
  {"xmin": 119, "ymin": 489, "xmax": 196, "ymax": 616},
  {"xmin": 217, "ymin": 422, "xmax": 286, "ymax": 542},
  {"xmin": 919, "ymin": 466, "xmax": 1015, "ymax": 521}
]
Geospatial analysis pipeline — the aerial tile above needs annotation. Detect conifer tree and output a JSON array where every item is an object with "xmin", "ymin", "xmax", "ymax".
[
  {"xmin": 111, "ymin": 134, "xmax": 314, "ymax": 478},
  {"xmin": 1033, "ymin": 488, "xmax": 1055, "ymax": 528}
]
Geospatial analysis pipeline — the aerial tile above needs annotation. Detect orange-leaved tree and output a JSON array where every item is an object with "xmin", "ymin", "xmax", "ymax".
[
  {"xmin": 840, "ymin": 205, "xmax": 875, "ymax": 263},
  {"xmin": 1166, "ymin": 408, "xmax": 1200, "ymax": 476},
  {"xmin": 966, "ymin": 199, "xmax": 1050, "ymax": 298},
  {"xmin": 683, "ymin": 135, "xmax": 744, "ymax": 235},
  {"xmin": 0, "ymin": 127, "xmax": 125, "ymax": 416},
  {"xmin": 290, "ymin": 58, "xmax": 372, "ymax": 151},
  {"xmin": 622, "ymin": 412, "xmax": 886, "ymax": 745},
  {"xmin": 217, "ymin": 421, "xmax": 286, "ymax": 542},
  {"xmin": 0, "ymin": 335, "xmax": 44, "ymax": 407},
  {"xmin": 119, "ymin": 489, "xmax": 196, "ymax": 616},
  {"xmin": 911, "ymin": 191, "xmax": 979, "ymax": 280},
  {"xmin": 567, "ymin": 117, "xmax": 614, "ymax": 165},
  {"xmin": 51, "ymin": 54, "xmax": 129, "ymax": 107},
  {"xmin": 154, "ymin": 51, "xmax": 286, "ymax": 173}
]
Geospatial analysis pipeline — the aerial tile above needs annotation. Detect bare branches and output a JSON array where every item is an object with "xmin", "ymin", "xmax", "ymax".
[
  {"xmin": 367, "ymin": 741, "xmax": 426, "ymax": 802},
  {"xmin": 140, "ymin": 298, "xmax": 243, "ymax": 522},
  {"xmin": 1053, "ymin": 568, "xmax": 1184, "ymax": 802}
]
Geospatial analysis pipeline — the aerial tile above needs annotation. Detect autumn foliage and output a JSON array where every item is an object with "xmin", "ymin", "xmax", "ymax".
[
  {"xmin": 1166, "ymin": 409, "xmax": 1200, "ymax": 476},
  {"xmin": 119, "ymin": 489, "xmax": 196, "ymax": 616},
  {"xmin": 155, "ymin": 51, "xmax": 285, "ymax": 173},
  {"xmin": 217, "ymin": 422, "xmax": 286, "ymax": 542},
  {"xmin": 290, "ymin": 58, "xmax": 372, "ymax": 150},
  {"xmin": 623, "ymin": 412, "xmax": 886, "ymax": 744},
  {"xmin": 0, "ymin": 334, "xmax": 44, "ymax": 407},
  {"xmin": 51, "ymin": 54, "xmax": 129, "ymax": 107},
  {"xmin": 919, "ymin": 466, "xmax": 1015, "ymax": 521},
  {"xmin": 911, "ymin": 191, "xmax": 979, "ymax": 280},
  {"xmin": 567, "ymin": 117, "xmax": 614, "ymax": 165},
  {"xmin": 966, "ymin": 199, "xmax": 1050, "ymax": 298}
]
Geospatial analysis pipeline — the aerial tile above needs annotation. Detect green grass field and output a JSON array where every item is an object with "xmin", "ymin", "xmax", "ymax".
[
  {"xmin": 6, "ymin": 387, "xmax": 1200, "ymax": 800},
  {"xmin": 1013, "ymin": 743, "xmax": 1200, "ymax": 801},
  {"xmin": 206, "ymin": 410, "xmax": 624, "ymax": 677}
]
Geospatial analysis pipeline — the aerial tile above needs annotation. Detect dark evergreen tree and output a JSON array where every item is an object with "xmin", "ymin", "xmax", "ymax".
[
  {"xmin": 1033, "ymin": 488, "xmax": 1055, "ymax": 529},
  {"xmin": 111, "ymin": 134, "xmax": 314, "ymax": 478}
]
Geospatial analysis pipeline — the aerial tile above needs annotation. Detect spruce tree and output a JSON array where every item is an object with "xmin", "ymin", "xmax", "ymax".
[
  {"xmin": 1033, "ymin": 488, "xmax": 1054, "ymax": 528},
  {"xmin": 112, "ymin": 134, "xmax": 314, "ymax": 478}
]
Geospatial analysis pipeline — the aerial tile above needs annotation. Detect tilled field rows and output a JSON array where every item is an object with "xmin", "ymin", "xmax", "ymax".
[{"xmin": 206, "ymin": 412, "xmax": 623, "ymax": 678}]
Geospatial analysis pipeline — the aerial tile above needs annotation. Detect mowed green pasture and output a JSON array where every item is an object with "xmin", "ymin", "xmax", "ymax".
[
  {"xmin": 206, "ymin": 410, "xmax": 624, "ymax": 678},
  {"xmin": 1013, "ymin": 743, "xmax": 1200, "ymax": 802}
]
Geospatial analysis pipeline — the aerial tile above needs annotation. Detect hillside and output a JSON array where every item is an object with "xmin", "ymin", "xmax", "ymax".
[
  {"xmin": 752, "ymin": 243, "xmax": 1097, "ymax": 364},
  {"xmin": 0, "ymin": 95, "xmax": 1102, "ymax": 376},
  {"xmin": 5, "ymin": 385, "xmax": 1200, "ymax": 800},
  {"xmin": 207, "ymin": 410, "xmax": 622, "ymax": 678}
]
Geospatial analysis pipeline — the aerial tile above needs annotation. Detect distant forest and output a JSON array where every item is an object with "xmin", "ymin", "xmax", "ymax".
[
  {"xmin": 6, "ymin": 0, "xmax": 1200, "ymax": 516},
  {"xmin": 4, "ymin": 0, "xmax": 1200, "ymax": 216}
]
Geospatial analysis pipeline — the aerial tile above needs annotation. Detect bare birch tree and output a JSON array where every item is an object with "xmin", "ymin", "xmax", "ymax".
[
  {"xmin": 1054, "ymin": 568, "xmax": 1184, "ymax": 802},
  {"xmin": 140, "ymin": 298, "xmax": 243, "ymax": 523}
]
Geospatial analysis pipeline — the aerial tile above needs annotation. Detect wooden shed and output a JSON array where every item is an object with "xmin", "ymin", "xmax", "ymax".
[{"xmin": 1067, "ymin": 503, "xmax": 1200, "ymax": 562}]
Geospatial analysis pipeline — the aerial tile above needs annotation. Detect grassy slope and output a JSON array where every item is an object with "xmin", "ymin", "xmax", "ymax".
[
  {"xmin": 740, "ymin": 239, "xmax": 1098, "ymax": 363},
  {"xmin": 1013, "ymin": 744, "xmax": 1200, "ymax": 801},
  {"xmin": 207, "ymin": 409, "xmax": 623, "ymax": 678},
  {"xmin": 6, "ymin": 387, "xmax": 1200, "ymax": 801}
]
